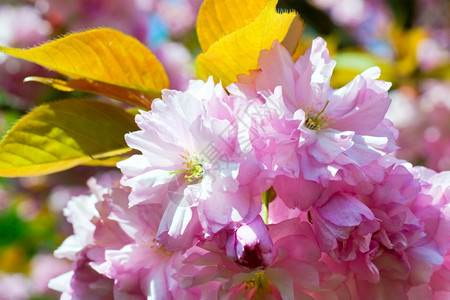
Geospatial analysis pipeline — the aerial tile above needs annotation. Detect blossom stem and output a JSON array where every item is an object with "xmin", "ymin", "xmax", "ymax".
[{"xmin": 261, "ymin": 191, "xmax": 269, "ymax": 224}]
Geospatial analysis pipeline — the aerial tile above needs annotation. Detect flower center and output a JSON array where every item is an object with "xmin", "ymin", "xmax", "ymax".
[
  {"xmin": 170, "ymin": 151, "xmax": 204, "ymax": 184},
  {"xmin": 150, "ymin": 238, "xmax": 172, "ymax": 257},
  {"xmin": 304, "ymin": 100, "xmax": 330, "ymax": 130},
  {"xmin": 237, "ymin": 245, "xmax": 266, "ymax": 269},
  {"xmin": 244, "ymin": 272, "xmax": 271, "ymax": 296}
]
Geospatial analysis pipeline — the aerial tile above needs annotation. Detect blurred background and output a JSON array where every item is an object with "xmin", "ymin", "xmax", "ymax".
[{"xmin": 0, "ymin": 0, "xmax": 448, "ymax": 299}]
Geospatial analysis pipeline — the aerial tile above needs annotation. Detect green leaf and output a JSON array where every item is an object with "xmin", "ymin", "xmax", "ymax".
[
  {"xmin": 331, "ymin": 52, "xmax": 396, "ymax": 88},
  {"xmin": 0, "ymin": 109, "xmax": 21, "ymax": 137},
  {"xmin": 0, "ymin": 28, "xmax": 169, "ymax": 108},
  {"xmin": 0, "ymin": 99, "xmax": 138, "ymax": 177}
]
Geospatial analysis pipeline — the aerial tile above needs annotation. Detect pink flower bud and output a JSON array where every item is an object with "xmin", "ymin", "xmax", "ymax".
[{"xmin": 226, "ymin": 216, "xmax": 273, "ymax": 269}]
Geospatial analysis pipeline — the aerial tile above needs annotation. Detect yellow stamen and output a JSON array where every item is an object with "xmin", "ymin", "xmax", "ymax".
[
  {"xmin": 244, "ymin": 272, "xmax": 271, "ymax": 298},
  {"xmin": 304, "ymin": 100, "xmax": 330, "ymax": 130},
  {"xmin": 148, "ymin": 238, "xmax": 172, "ymax": 257},
  {"xmin": 169, "ymin": 152, "xmax": 204, "ymax": 184}
]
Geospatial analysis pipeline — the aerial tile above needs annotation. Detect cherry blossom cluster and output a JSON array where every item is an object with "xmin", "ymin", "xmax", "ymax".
[{"xmin": 49, "ymin": 38, "xmax": 450, "ymax": 299}]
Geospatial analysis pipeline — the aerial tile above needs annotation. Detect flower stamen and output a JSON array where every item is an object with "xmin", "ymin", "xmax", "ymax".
[
  {"xmin": 305, "ymin": 100, "xmax": 330, "ymax": 130},
  {"xmin": 244, "ymin": 272, "xmax": 271, "ymax": 296},
  {"xmin": 170, "ymin": 152, "xmax": 204, "ymax": 184}
]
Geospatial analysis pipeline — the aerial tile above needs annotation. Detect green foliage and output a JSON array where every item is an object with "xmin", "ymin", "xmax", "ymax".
[
  {"xmin": 0, "ymin": 99, "xmax": 138, "ymax": 177},
  {"xmin": 0, "ymin": 208, "xmax": 27, "ymax": 247}
]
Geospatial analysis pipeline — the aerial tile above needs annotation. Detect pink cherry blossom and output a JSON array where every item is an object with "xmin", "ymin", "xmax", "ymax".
[
  {"xmin": 178, "ymin": 218, "xmax": 338, "ymax": 299},
  {"xmin": 229, "ymin": 38, "xmax": 397, "ymax": 211},
  {"xmin": 30, "ymin": 254, "xmax": 72, "ymax": 295},
  {"xmin": 309, "ymin": 160, "xmax": 450, "ymax": 298},
  {"xmin": 0, "ymin": 272, "xmax": 33, "ymax": 300},
  {"xmin": 49, "ymin": 178, "xmax": 202, "ymax": 299},
  {"xmin": 118, "ymin": 78, "xmax": 266, "ymax": 250},
  {"xmin": 224, "ymin": 216, "xmax": 274, "ymax": 269},
  {"xmin": 48, "ymin": 179, "xmax": 117, "ymax": 299},
  {"xmin": 425, "ymin": 249, "xmax": 450, "ymax": 299}
]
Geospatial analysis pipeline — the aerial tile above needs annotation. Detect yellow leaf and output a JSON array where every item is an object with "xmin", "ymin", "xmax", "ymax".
[
  {"xmin": 24, "ymin": 77, "xmax": 75, "ymax": 92},
  {"xmin": 196, "ymin": 0, "xmax": 302, "ymax": 87},
  {"xmin": 0, "ymin": 28, "xmax": 168, "ymax": 108},
  {"xmin": 82, "ymin": 154, "xmax": 132, "ymax": 167},
  {"xmin": 82, "ymin": 148, "xmax": 138, "ymax": 167},
  {"xmin": 197, "ymin": 0, "xmax": 271, "ymax": 52},
  {"xmin": 0, "ymin": 99, "xmax": 138, "ymax": 177}
]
